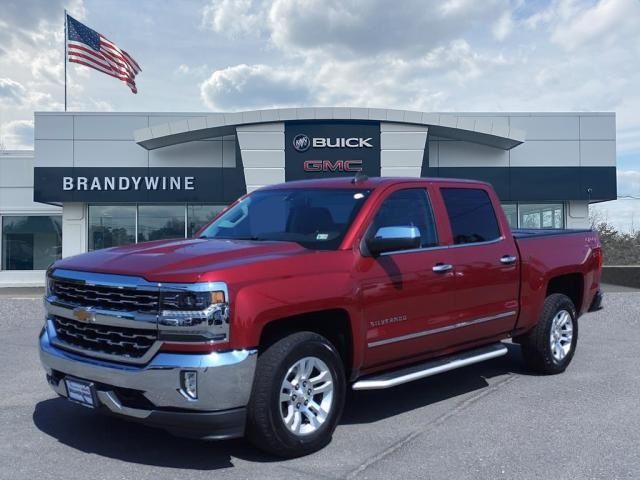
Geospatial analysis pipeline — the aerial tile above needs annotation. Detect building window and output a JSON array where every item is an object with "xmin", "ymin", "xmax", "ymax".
[
  {"xmin": 187, "ymin": 204, "xmax": 226, "ymax": 237},
  {"xmin": 1, "ymin": 216, "xmax": 62, "ymax": 270},
  {"xmin": 85, "ymin": 203, "xmax": 253, "ymax": 250},
  {"xmin": 88, "ymin": 205, "xmax": 136, "ymax": 251},
  {"xmin": 137, "ymin": 205, "xmax": 186, "ymax": 242},
  {"xmin": 519, "ymin": 203, "xmax": 564, "ymax": 229},
  {"xmin": 501, "ymin": 203, "xmax": 518, "ymax": 228}
]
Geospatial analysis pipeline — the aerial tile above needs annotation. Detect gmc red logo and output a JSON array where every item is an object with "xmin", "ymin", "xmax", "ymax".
[{"xmin": 303, "ymin": 160, "xmax": 363, "ymax": 172}]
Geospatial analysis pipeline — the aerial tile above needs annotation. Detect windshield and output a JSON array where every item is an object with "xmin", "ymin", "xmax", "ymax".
[{"xmin": 199, "ymin": 188, "xmax": 371, "ymax": 250}]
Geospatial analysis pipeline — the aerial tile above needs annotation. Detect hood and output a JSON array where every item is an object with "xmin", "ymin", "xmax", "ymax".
[{"xmin": 53, "ymin": 238, "xmax": 309, "ymax": 282}]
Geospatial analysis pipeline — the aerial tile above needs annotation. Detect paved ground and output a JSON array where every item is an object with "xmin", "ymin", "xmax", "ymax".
[{"xmin": 1, "ymin": 291, "xmax": 638, "ymax": 480}]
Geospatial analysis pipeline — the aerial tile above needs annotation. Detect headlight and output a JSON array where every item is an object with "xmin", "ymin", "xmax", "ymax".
[
  {"xmin": 160, "ymin": 290, "xmax": 225, "ymax": 310},
  {"xmin": 157, "ymin": 283, "xmax": 230, "ymax": 343}
]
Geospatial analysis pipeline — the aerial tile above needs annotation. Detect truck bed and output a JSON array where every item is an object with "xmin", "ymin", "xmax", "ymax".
[{"xmin": 512, "ymin": 227, "xmax": 601, "ymax": 333}]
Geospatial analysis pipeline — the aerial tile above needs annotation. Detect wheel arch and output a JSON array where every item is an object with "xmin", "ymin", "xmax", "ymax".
[
  {"xmin": 546, "ymin": 273, "xmax": 584, "ymax": 314},
  {"xmin": 259, "ymin": 309, "xmax": 355, "ymax": 379}
]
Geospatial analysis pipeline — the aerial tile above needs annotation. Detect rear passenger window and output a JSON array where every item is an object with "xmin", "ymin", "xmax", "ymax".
[
  {"xmin": 441, "ymin": 188, "xmax": 501, "ymax": 244},
  {"xmin": 370, "ymin": 188, "xmax": 438, "ymax": 248}
]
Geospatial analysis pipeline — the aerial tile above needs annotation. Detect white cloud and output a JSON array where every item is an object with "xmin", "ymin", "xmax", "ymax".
[
  {"xmin": 550, "ymin": 0, "xmax": 638, "ymax": 50},
  {"xmin": 200, "ymin": 63, "xmax": 312, "ymax": 110},
  {"xmin": 0, "ymin": 119, "xmax": 34, "ymax": 150},
  {"xmin": 267, "ymin": 0, "xmax": 509, "ymax": 55},
  {"xmin": 493, "ymin": 11, "xmax": 514, "ymax": 40},
  {"xmin": 176, "ymin": 64, "xmax": 190, "ymax": 75},
  {"xmin": 590, "ymin": 170, "xmax": 640, "ymax": 233},
  {"xmin": 0, "ymin": 78, "xmax": 26, "ymax": 105},
  {"xmin": 617, "ymin": 170, "xmax": 640, "ymax": 198},
  {"xmin": 202, "ymin": 0, "xmax": 266, "ymax": 37}
]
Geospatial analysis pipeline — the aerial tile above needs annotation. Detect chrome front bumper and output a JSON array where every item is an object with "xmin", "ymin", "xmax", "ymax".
[{"xmin": 39, "ymin": 323, "xmax": 258, "ymax": 439}]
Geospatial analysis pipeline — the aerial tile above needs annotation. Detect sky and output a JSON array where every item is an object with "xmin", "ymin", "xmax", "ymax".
[{"xmin": 0, "ymin": 0, "xmax": 639, "ymax": 231}]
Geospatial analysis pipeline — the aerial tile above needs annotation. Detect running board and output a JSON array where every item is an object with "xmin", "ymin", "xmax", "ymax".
[{"xmin": 352, "ymin": 343, "xmax": 508, "ymax": 390}]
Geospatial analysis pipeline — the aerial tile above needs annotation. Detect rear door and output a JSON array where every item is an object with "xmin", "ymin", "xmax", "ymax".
[{"xmin": 437, "ymin": 185, "xmax": 520, "ymax": 344}]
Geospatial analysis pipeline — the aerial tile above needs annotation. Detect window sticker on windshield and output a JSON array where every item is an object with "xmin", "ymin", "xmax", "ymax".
[{"xmin": 316, "ymin": 233, "xmax": 329, "ymax": 240}]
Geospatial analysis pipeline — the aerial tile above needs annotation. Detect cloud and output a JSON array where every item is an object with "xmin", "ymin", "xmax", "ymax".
[
  {"xmin": 617, "ymin": 170, "xmax": 640, "ymax": 198},
  {"xmin": 492, "ymin": 11, "xmax": 514, "ymax": 40},
  {"xmin": 0, "ymin": 0, "xmax": 85, "ymax": 50},
  {"xmin": 0, "ymin": 78, "xmax": 26, "ymax": 105},
  {"xmin": 0, "ymin": 119, "xmax": 34, "ymax": 150},
  {"xmin": 550, "ymin": 0, "xmax": 638, "ymax": 50},
  {"xmin": 268, "ymin": 0, "xmax": 509, "ymax": 55},
  {"xmin": 202, "ymin": 0, "xmax": 265, "ymax": 37},
  {"xmin": 200, "ymin": 63, "xmax": 312, "ymax": 110}
]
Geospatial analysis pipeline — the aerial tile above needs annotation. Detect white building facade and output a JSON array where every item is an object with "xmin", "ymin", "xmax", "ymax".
[{"xmin": 0, "ymin": 108, "xmax": 616, "ymax": 287}]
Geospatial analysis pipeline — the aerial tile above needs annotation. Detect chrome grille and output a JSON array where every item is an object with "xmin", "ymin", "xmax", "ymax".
[
  {"xmin": 52, "ymin": 280, "xmax": 159, "ymax": 312},
  {"xmin": 53, "ymin": 316, "xmax": 156, "ymax": 359}
]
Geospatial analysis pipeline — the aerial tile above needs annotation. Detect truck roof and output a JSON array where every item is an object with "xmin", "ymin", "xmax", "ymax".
[{"xmin": 259, "ymin": 176, "xmax": 490, "ymax": 190}]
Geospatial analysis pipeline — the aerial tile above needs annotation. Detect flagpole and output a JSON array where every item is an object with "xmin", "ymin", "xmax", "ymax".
[{"xmin": 64, "ymin": 9, "xmax": 67, "ymax": 112}]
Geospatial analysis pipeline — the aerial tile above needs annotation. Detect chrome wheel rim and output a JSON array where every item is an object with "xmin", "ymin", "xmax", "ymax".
[
  {"xmin": 550, "ymin": 310, "xmax": 573, "ymax": 362},
  {"xmin": 279, "ymin": 356, "xmax": 334, "ymax": 436}
]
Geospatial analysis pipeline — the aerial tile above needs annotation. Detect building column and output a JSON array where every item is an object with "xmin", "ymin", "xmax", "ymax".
[
  {"xmin": 62, "ymin": 203, "xmax": 87, "ymax": 258},
  {"xmin": 236, "ymin": 123, "xmax": 285, "ymax": 192},
  {"xmin": 566, "ymin": 200, "xmax": 590, "ymax": 229},
  {"xmin": 380, "ymin": 122, "xmax": 428, "ymax": 177}
]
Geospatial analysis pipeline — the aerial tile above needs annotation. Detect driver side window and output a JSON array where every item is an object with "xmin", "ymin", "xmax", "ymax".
[{"xmin": 370, "ymin": 188, "xmax": 438, "ymax": 248}]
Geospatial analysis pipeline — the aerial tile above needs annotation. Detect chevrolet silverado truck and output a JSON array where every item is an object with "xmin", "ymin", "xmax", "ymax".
[{"xmin": 39, "ymin": 177, "xmax": 603, "ymax": 457}]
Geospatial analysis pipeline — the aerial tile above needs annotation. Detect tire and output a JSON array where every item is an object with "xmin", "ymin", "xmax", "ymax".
[
  {"xmin": 520, "ymin": 293, "xmax": 579, "ymax": 375},
  {"xmin": 246, "ymin": 331, "xmax": 346, "ymax": 458}
]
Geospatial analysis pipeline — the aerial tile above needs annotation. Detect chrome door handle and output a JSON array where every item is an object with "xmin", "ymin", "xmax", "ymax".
[
  {"xmin": 432, "ymin": 263, "xmax": 453, "ymax": 273},
  {"xmin": 500, "ymin": 255, "xmax": 517, "ymax": 265}
]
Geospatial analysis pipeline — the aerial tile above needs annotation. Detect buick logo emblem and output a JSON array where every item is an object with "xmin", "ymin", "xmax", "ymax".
[{"xmin": 293, "ymin": 134, "xmax": 310, "ymax": 152}]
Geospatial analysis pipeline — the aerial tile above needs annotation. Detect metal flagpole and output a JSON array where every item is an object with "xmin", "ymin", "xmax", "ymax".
[{"xmin": 64, "ymin": 9, "xmax": 67, "ymax": 111}]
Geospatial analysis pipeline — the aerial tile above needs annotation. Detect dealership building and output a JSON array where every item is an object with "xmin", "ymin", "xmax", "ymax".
[{"xmin": 0, "ymin": 108, "xmax": 616, "ymax": 286}]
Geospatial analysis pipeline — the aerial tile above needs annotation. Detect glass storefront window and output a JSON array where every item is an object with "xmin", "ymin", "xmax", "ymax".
[
  {"xmin": 187, "ymin": 205, "xmax": 226, "ymax": 237},
  {"xmin": 88, "ymin": 205, "xmax": 136, "ymax": 251},
  {"xmin": 137, "ymin": 205, "xmax": 185, "ymax": 242},
  {"xmin": 501, "ymin": 203, "xmax": 518, "ymax": 228},
  {"xmin": 1, "ymin": 216, "xmax": 62, "ymax": 270},
  {"xmin": 519, "ymin": 203, "xmax": 564, "ymax": 229}
]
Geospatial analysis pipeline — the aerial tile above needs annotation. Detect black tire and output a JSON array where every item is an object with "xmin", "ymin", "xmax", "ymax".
[
  {"xmin": 246, "ymin": 331, "xmax": 346, "ymax": 458},
  {"xmin": 520, "ymin": 293, "xmax": 579, "ymax": 374}
]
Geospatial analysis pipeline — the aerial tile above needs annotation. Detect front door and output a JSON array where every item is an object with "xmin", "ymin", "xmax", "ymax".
[{"xmin": 356, "ymin": 186, "xmax": 457, "ymax": 368}]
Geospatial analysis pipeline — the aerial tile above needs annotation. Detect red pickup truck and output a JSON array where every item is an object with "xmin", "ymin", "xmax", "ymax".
[{"xmin": 40, "ymin": 177, "xmax": 603, "ymax": 457}]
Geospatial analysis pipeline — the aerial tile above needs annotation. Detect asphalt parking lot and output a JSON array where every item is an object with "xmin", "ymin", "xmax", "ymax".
[{"xmin": 1, "ymin": 288, "xmax": 638, "ymax": 480}]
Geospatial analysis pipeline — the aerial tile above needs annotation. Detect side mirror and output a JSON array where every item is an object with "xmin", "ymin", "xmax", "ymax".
[{"xmin": 366, "ymin": 226, "xmax": 421, "ymax": 256}]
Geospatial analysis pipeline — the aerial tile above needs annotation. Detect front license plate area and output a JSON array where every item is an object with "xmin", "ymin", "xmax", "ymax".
[{"xmin": 64, "ymin": 377, "xmax": 97, "ymax": 408}]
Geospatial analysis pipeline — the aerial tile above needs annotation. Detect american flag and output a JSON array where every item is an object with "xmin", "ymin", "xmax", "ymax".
[{"xmin": 66, "ymin": 14, "xmax": 141, "ymax": 93}]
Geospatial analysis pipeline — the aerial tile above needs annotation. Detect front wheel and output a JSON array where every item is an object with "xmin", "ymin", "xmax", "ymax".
[
  {"xmin": 246, "ymin": 331, "xmax": 346, "ymax": 458},
  {"xmin": 520, "ymin": 293, "xmax": 579, "ymax": 374}
]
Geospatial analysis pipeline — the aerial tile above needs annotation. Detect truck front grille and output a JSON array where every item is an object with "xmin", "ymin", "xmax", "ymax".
[
  {"xmin": 53, "ymin": 316, "xmax": 156, "ymax": 359},
  {"xmin": 52, "ymin": 280, "xmax": 159, "ymax": 313}
]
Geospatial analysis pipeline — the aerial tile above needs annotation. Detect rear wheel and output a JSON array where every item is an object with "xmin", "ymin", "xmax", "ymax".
[
  {"xmin": 520, "ymin": 293, "xmax": 578, "ymax": 374},
  {"xmin": 246, "ymin": 331, "xmax": 345, "ymax": 458}
]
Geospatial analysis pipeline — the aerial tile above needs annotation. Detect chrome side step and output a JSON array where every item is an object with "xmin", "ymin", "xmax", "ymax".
[{"xmin": 352, "ymin": 343, "xmax": 508, "ymax": 390}]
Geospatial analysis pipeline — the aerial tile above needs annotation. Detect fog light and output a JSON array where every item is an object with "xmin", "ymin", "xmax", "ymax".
[{"xmin": 181, "ymin": 371, "xmax": 198, "ymax": 400}]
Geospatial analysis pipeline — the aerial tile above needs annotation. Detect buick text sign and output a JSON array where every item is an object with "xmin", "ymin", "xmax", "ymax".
[
  {"xmin": 33, "ymin": 167, "xmax": 246, "ymax": 203},
  {"xmin": 285, "ymin": 121, "xmax": 381, "ymax": 181}
]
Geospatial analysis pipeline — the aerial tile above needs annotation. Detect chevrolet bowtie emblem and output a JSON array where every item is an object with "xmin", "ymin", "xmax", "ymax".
[{"xmin": 73, "ymin": 307, "xmax": 95, "ymax": 323}]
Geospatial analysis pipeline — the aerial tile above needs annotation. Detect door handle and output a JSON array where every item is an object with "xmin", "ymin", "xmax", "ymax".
[
  {"xmin": 432, "ymin": 263, "xmax": 453, "ymax": 273},
  {"xmin": 500, "ymin": 255, "xmax": 517, "ymax": 265}
]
